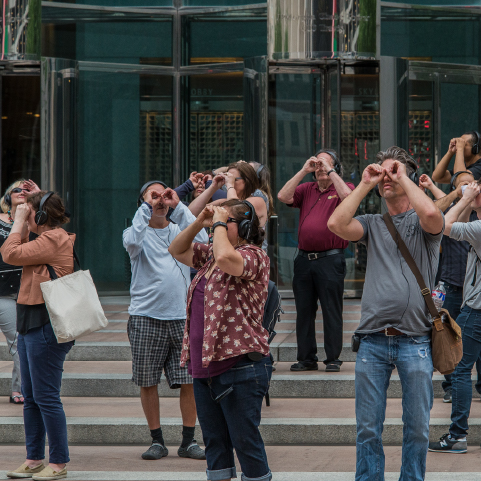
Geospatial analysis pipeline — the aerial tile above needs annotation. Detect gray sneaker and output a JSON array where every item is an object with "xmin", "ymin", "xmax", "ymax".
[
  {"xmin": 428, "ymin": 433, "xmax": 467, "ymax": 453},
  {"xmin": 142, "ymin": 443, "xmax": 169, "ymax": 460},
  {"xmin": 443, "ymin": 390, "xmax": 452, "ymax": 403},
  {"xmin": 178, "ymin": 441, "xmax": 206, "ymax": 460}
]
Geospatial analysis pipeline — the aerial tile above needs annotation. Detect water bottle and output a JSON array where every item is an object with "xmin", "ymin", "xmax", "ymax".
[{"xmin": 432, "ymin": 281, "xmax": 446, "ymax": 310}]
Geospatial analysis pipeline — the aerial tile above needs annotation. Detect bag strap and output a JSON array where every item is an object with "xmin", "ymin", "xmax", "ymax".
[
  {"xmin": 45, "ymin": 245, "xmax": 81, "ymax": 281},
  {"xmin": 382, "ymin": 213, "xmax": 443, "ymax": 330}
]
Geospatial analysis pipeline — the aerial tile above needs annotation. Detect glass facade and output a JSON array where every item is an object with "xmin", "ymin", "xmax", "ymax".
[{"xmin": 1, "ymin": 1, "xmax": 481, "ymax": 294}]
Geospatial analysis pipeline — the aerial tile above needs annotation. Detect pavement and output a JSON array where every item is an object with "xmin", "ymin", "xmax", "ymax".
[{"xmin": 1, "ymin": 296, "xmax": 481, "ymax": 480}]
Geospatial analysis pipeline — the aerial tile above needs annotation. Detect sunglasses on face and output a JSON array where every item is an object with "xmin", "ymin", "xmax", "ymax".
[
  {"xmin": 226, "ymin": 217, "xmax": 238, "ymax": 224},
  {"xmin": 10, "ymin": 188, "xmax": 27, "ymax": 194}
]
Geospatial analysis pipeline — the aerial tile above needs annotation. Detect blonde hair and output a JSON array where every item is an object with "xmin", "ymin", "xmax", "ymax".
[{"xmin": 1, "ymin": 179, "xmax": 26, "ymax": 213}]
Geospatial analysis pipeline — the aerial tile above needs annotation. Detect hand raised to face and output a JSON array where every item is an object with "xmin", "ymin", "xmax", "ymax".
[
  {"xmin": 387, "ymin": 160, "xmax": 407, "ymax": 182},
  {"xmin": 212, "ymin": 174, "xmax": 226, "ymax": 189},
  {"xmin": 462, "ymin": 181, "xmax": 481, "ymax": 201},
  {"xmin": 302, "ymin": 157, "xmax": 320, "ymax": 174},
  {"xmin": 14, "ymin": 203, "xmax": 31, "ymax": 221},
  {"xmin": 197, "ymin": 205, "xmax": 215, "ymax": 228},
  {"xmin": 419, "ymin": 174, "xmax": 433, "ymax": 189},
  {"xmin": 161, "ymin": 188, "xmax": 180, "ymax": 209},
  {"xmin": 361, "ymin": 163, "xmax": 385, "ymax": 187},
  {"xmin": 212, "ymin": 206, "xmax": 229, "ymax": 224}
]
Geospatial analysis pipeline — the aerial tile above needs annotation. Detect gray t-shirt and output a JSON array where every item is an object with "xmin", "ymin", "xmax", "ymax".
[
  {"xmin": 450, "ymin": 218, "xmax": 481, "ymax": 310},
  {"xmin": 355, "ymin": 209, "xmax": 444, "ymax": 335}
]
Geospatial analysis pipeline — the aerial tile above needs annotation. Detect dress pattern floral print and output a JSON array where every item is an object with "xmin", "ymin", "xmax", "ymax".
[{"xmin": 181, "ymin": 243, "xmax": 270, "ymax": 368}]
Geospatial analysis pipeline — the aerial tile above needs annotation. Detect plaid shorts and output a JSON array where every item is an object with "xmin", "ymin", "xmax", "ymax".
[{"xmin": 127, "ymin": 316, "xmax": 192, "ymax": 388}]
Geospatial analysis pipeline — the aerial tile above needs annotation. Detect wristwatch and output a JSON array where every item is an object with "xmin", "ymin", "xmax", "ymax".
[
  {"xmin": 212, "ymin": 222, "xmax": 228, "ymax": 231},
  {"xmin": 327, "ymin": 169, "xmax": 336, "ymax": 176}
]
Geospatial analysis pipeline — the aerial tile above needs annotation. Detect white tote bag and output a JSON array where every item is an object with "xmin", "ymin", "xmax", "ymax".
[{"xmin": 40, "ymin": 260, "xmax": 108, "ymax": 343}]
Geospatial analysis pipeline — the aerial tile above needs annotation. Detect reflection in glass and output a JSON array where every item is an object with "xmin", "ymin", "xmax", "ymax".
[
  {"xmin": 76, "ymin": 71, "xmax": 172, "ymax": 291},
  {"xmin": 1, "ymin": 76, "xmax": 41, "ymax": 191},
  {"xmin": 188, "ymin": 72, "xmax": 244, "ymax": 176}
]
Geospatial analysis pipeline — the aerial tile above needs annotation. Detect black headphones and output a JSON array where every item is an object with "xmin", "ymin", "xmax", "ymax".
[
  {"xmin": 138, "ymin": 180, "xmax": 168, "ymax": 207},
  {"xmin": 35, "ymin": 191, "xmax": 54, "ymax": 226},
  {"xmin": 4, "ymin": 192, "xmax": 12, "ymax": 208},
  {"xmin": 237, "ymin": 200, "xmax": 257, "ymax": 241},
  {"xmin": 312, "ymin": 149, "xmax": 342, "ymax": 180},
  {"xmin": 471, "ymin": 131, "xmax": 480, "ymax": 155},
  {"xmin": 374, "ymin": 163, "xmax": 419, "ymax": 198},
  {"xmin": 450, "ymin": 170, "xmax": 473, "ymax": 191}
]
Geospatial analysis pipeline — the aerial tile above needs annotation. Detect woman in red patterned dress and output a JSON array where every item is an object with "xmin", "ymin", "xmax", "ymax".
[{"xmin": 169, "ymin": 199, "xmax": 272, "ymax": 481}]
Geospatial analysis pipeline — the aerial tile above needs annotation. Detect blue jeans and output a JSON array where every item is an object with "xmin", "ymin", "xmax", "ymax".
[
  {"xmin": 355, "ymin": 333, "xmax": 433, "ymax": 481},
  {"xmin": 17, "ymin": 323, "xmax": 74, "ymax": 464},
  {"xmin": 193, "ymin": 356, "xmax": 272, "ymax": 481},
  {"xmin": 450, "ymin": 306, "xmax": 481, "ymax": 439},
  {"xmin": 441, "ymin": 283, "xmax": 481, "ymax": 394}
]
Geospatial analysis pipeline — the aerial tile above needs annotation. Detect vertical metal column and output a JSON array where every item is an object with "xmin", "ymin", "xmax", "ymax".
[
  {"xmin": 172, "ymin": 0, "xmax": 182, "ymax": 188},
  {"xmin": 336, "ymin": 60, "xmax": 341, "ymax": 155},
  {"xmin": 433, "ymin": 74, "xmax": 442, "ymax": 170}
]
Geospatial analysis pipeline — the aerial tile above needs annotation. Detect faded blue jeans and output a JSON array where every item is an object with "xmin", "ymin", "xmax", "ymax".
[
  {"xmin": 17, "ymin": 323, "xmax": 74, "ymax": 464},
  {"xmin": 355, "ymin": 333, "xmax": 433, "ymax": 481}
]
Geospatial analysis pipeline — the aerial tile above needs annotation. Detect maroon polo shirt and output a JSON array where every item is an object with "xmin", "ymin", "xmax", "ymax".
[{"xmin": 289, "ymin": 181, "xmax": 355, "ymax": 252}]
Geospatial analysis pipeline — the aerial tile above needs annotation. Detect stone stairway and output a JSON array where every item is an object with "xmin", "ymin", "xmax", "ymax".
[{"xmin": 1, "ymin": 296, "xmax": 480, "ymax": 480}]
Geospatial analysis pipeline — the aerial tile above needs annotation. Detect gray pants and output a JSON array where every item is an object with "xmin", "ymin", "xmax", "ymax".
[{"xmin": 0, "ymin": 295, "xmax": 20, "ymax": 392}]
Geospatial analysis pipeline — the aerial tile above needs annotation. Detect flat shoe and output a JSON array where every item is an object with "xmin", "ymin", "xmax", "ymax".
[
  {"xmin": 7, "ymin": 463, "xmax": 45, "ymax": 478},
  {"xmin": 142, "ymin": 443, "xmax": 169, "ymax": 460},
  {"xmin": 32, "ymin": 466, "xmax": 67, "ymax": 480},
  {"xmin": 9, "ymin": 395, "xmax": 24, "ymax": 405},
  {"xmin": 290, "ymin": 362, "xmax": 318, "ymax": 371},
  {"xmin": 325, "ymin": 363, "xmax": 341, "ymax": 372},
  {"xmin": 178, "ymin": 441, "xmax": 206, "ymax": 460}
]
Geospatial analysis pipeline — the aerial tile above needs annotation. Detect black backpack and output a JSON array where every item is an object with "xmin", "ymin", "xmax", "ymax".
[{"xmin": 262, "ymin": 280, "xmax": 283, "ymax": 344}]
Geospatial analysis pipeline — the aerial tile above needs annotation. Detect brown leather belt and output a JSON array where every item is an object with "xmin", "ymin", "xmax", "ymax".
[{"xmin": 383, "ymin": 327, "xmax": 404, "ymax": 336}]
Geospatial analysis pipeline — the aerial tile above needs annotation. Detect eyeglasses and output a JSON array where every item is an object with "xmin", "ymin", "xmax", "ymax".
[
  {"xmin": 234, "ymin": 177, "xmax": 243, "ymax": 181},
  {"xmin": 226, "ymin": 217, "xmax": 238, "ymax": 224},
  {"xmin": 10, "ymin": 188, "xmax": 27, "ymax": 194}
]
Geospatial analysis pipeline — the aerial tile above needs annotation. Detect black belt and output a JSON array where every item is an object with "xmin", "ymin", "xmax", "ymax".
[{"xmin": 298, "ymin": 248, "xmax": 343, "ymax": 261}]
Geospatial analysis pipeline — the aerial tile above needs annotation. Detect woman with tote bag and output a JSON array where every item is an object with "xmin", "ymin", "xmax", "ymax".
[{"xmin": 1, "ymin": 191, "xmax": 75, "ymax": 481}]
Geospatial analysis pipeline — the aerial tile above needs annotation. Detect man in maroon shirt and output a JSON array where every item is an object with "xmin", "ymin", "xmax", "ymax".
[{"xmin": 278, "ymin": 149, "xmax": 355, "ymax": 372}]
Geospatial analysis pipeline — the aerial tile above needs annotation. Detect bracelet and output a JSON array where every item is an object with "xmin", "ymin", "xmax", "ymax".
[
  {"xmin": 212, "ymin": 222, "xmax": 228, "ymax": 231},
  {"xmin": 227, "ymin": 186, "xmax": 235, "ymax": 191},
  {"xmin": 327, "ymin": 169, "xmax": 336, "ymax": 176}
]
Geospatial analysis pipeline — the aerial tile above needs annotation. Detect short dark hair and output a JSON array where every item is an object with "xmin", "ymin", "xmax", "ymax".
[
  {"xmin": 463, "ymin": 131, "xmax": 479, "ymax": 146},
  {"xmin": 376, "ymin": 146, "xmax": 417, "ymax": 176},
  {"xmin": 221, "ymin": 199, "xmax": 265, "ymax": 247},
  {"xmin": 27, "ymin": 191, "xmax": 69, "ymax": 228},
  {"xmin": 315, "ymin": 149, "xmax": 343, "ymax": 177}
]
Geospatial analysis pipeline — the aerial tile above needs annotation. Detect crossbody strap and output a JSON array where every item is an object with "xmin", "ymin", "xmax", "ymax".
[
  {"xmin": 46, "ymin": 246, "xmax": 81, "ymax": 282},
  {"xmin": 382, "ymin": 213, "xmax": 442, "ymax": 329}
]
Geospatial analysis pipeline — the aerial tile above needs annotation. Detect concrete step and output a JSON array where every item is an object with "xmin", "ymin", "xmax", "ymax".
[
  {"xmin": 1, "ymin": 445, "xmax": 480, "ymax": 481},
  {"xmin": 1, "ymin": 361, "xmax": 476, "ymax": 399},
  {"xmin": 1, "ymin": 397, "xmax": 481, "ymax": 445}
]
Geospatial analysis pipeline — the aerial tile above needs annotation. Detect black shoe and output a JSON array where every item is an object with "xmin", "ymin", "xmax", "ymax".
[
  {"xmin": 325, "ymin": 362, "xmax": 341, "ymax": 372},
  {"xmin": 142, "ymin": 443, "xmax": 169, "ymax": 460},
  {"xmin": 443, "ymin": 390, "xmax": 452, "ymax": 403},
  {"xmin": 178, "ymin": 440, "xmax": 206, "ymax": 460},
  {"xmin": 290, "ymin": 362, "xmax": 318, "ymax": 371},
  {"xmin": 428, "ymin": 433, "xmax": 467, "ymax": 453}
]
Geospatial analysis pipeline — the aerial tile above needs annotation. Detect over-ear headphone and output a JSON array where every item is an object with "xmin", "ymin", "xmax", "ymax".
[
  {"xmin": 312, "ymin": 149, "xmax": 342, "ymax": 180},
  {"xmin": 237, "ymin": 200, "xmax": 258, "ymax": 241},
  {"xmin": 374, "ymin": 166, "xmax": 419, "ymax": 198},
  {"xmin": 256, "ymin": 164, "xmax": 265, "ymax": 178},
  {"xmin": 4, "ymin": 192, "xmax": 11, "ymax": 208},
  {"xmin": 450, "ymin": 170, "xmax": 473, "ymax": 191},
  {"xmin": 471, "ymin": 131, "xmax": 480, "ymax": 155},
  {"xmin": 138, "ymin": 180, "xmax": 168, "ymax": 207},
  {"xmin": 35, "ymin": 191, "xmax": 54, "ymax": 226}
]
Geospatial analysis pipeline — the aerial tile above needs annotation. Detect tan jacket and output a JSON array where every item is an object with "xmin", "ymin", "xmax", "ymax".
[{"xmin": 1, "ymin": 229, "xmax": 76, "ymax": 305}]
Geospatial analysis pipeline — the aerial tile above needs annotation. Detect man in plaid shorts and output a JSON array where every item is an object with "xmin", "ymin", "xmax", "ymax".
[{"xmin": 123, "ymin": 180, "xmax": 208, "ymax": 460}]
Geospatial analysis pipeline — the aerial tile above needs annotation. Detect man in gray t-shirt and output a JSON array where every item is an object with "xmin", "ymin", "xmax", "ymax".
[
  {"xmin": 356, "ymin": 209, "xmax": 442, "ymax": 335},
  {"xmin": 328, "ymin": 146, "xmax": 444, "ymax": 481},
  {"xmin": 429, "ymin": 182, "xmax": 481, "ymax": 454}
]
